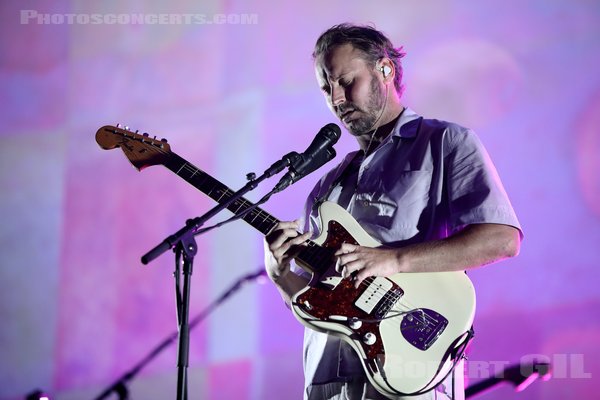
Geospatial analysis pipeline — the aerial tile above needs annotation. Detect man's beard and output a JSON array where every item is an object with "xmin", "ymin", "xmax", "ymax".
[{"xmin": 343, "ymin": 74, "xmax": 386, "ymax": 136}]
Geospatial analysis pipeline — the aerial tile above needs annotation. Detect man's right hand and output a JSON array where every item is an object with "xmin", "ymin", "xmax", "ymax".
[{"xmin": 264, "ymin": 220, "xmax": 311, "ymax": 282}]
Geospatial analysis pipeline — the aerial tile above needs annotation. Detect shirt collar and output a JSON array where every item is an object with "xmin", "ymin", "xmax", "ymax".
[
  {"xmin": 336, "ymin": 107, "xmax": 421, "ymax": 169},
  {"xmin": 391, "ymin": 107, "xmax": 421, "ymax": 139}
]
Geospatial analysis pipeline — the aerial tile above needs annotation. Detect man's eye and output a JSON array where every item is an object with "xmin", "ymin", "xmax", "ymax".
[{"xmin": 340, "ymin": 79, "xmax": 352, "ymax": 87}]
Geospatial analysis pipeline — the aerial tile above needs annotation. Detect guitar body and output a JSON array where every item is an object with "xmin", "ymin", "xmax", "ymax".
[
  {"xmin": 291, "ymin": 201, "xmax": 476, "ymax": 398},
  {"xmin": 95, "ymin": 125, "xmax": 476, "ymax": 399}
]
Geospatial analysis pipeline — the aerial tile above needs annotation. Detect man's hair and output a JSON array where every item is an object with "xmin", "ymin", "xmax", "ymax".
[{"xmin": 312, "ymin": 23, "xmax": 406, "ymax": 96}]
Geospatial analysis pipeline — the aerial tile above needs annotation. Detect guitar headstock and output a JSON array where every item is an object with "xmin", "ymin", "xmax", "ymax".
[{"xmin": 95, "ymin": 124, "xmax": 172, "ymax": 170}]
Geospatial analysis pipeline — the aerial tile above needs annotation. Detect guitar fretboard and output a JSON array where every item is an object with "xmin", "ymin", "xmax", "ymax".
[
  {"xmin": 163, "ymin": 153, "xmax": 329, "ymax": 274},
  {"xmin": 165, "ymin": 153, "xmax": 279, "ymax": 235}
]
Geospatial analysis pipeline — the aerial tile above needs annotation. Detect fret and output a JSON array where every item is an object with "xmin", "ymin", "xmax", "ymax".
[
  {"xmin": 255, "ymin": 209, "xmax": 266, "ymax": 223},
  {"xmin": 175, "ymin": 162, "xmax": 187, "ymax": 175},
  {"xmin": 215, "ymin": 189, "xmax": 228, "ymax": 203},
  {"xmin": 248, "ymin": 210, "xmax": 259, "ymax": 224},
  {"xmin": 231, "ymin": 199, "xmax": 245, "ymax": 214}
]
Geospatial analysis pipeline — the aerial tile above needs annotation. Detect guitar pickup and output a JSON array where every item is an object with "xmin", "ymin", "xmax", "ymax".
[{"xmin": 355, "ymin": 278, "xmax": 402, "ymax": 316}]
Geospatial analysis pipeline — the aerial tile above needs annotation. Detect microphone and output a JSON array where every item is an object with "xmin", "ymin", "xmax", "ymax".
[{"xmin": 274, "ymin": 123, "xmax": 341, "ymax": 192}]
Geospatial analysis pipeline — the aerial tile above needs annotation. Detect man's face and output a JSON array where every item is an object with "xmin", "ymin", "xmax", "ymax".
[{"xmin": 315, "ymin": 44, "xmax": 385, "ymax": 136}]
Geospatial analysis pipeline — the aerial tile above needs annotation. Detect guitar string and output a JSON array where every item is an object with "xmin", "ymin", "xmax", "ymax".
[
  {"xmin": 136, "ymin": 141, "xmax": 439, "ymax": 327},
  {"xmin": 176, "ymin": 158, "xmax": 439, "ymax": 327},
  {"xmin": 300, "ymin": 241, "xmax": 443, "ymax": 328},
  {"xmin": 175, "ymin": 156, "xmax": 440, "ymax": 327},
  {"xmin": 302, "ymin": 241, "xmax": 440, "ymax": 326},
  {"xmin": 349, "ymin": 277, "xmax": 439, "ymax": 326}
]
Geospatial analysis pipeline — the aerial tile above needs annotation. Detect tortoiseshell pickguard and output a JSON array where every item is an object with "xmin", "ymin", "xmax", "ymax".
[{"xmin": 294, "ymin": 220, "xmax": 403, "ymax": 370}]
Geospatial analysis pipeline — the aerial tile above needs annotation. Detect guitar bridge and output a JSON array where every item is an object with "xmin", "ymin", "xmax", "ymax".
[{"xmin": 400, "ymin": 309, "xmax": 448, "ymax": 351}]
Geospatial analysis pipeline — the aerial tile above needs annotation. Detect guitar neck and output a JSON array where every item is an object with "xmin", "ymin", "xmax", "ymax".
[
  {"xmin": 162, "ymin": 152, "xmax": 322, "ymax": 274},
  {"xmin": 163, "ymin": 153, "xmax": 279, "ymax": 235}
]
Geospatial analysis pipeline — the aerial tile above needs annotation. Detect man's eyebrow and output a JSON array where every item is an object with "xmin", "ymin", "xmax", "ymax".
[
  {"xmin": 332, "ymin": 71, "xmax": 352, "ymax": 81},
  {"xmin": 323, "ymin": 71, "xmax": 352, "ymax": 85}
]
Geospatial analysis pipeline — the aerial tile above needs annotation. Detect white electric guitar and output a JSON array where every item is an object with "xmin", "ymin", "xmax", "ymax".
[{"xmin": 96, "ymin": 125, "xmax": 476, "ymax": 398}]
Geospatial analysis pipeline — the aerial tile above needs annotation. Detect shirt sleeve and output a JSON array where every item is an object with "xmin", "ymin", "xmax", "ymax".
[{"xmin": 444, "ymin": 127, "xmax": 523, "ymax": 238}]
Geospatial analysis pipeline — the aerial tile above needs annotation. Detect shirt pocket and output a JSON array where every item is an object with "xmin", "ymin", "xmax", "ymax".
[{"xmin": 353, "ymin": 170, "xmax": 433, "ymax": 243}]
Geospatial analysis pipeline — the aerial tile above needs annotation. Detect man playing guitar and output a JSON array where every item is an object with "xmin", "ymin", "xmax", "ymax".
[{"xmin": 264, "ymin": 23, "xmax": 522, "ymax": 400}]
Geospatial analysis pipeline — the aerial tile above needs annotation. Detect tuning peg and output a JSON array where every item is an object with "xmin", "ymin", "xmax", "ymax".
[
  {"xmin": 135, "ymin": 130, "xmax": 139, "ymax": 134},
  {"xmin": 161, "ymin": 138, "xmax": 168, "ymax": 143},
  {"xmin": 143, "ymin": 133, "xmax": 149, "ymax": 137},
  {"xmin": 116, "ymin": 123, "xmax": 121, "ymax": 128}
]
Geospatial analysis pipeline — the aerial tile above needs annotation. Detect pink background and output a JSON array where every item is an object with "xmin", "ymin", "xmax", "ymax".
[{"xmin": 1, "ymin": 1, "xmax": 599, "ymax": 399}]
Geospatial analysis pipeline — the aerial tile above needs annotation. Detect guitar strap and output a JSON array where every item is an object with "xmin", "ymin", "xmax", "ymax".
[{"xmin": 311, "ymin": 149, "xmax": 364, "ymax": 215}]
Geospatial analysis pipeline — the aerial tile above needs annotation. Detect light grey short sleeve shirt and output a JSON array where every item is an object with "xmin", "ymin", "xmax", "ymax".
[{"xmin": 294, "ymin": 108, "xmax": 522, "ymax": 397}]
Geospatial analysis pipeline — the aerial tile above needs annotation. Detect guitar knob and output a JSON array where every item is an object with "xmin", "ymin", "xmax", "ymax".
[
  {"xmin": 348, "ymin": 318, "xmax": 362, "ymax": 330},
  {"xmin": 363, "ymin": 332, "xmax": 376, "ymax": 346},
  {"xmin": 143, "ymin": 133, "xmax": 149, "ymax": 137}
]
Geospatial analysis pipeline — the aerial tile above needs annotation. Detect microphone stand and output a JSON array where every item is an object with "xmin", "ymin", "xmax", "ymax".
[
  {"xmin": 465, "ymin": 361, "xmax": 551, "ymax": 398},
  {"xmin": 138, "ymin": 153, "xmax": 296, "ymax": 400},
  {"xmin": 93, "ymin": 268, "xmax": 266, "ymax": 400}
]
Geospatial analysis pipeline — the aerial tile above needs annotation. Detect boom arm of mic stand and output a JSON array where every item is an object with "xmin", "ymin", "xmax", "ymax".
[
  {"xmin": 141, "ymin": 153, "xmax": 298, "ymax": 265},
  {"xmin": 465, "ymin": 361, "xmax": 551, "ymax": 398}
]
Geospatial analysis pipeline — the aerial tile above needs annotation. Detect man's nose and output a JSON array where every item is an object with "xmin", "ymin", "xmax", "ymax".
[{"xmin": 331, "ymin": 86, "xmax": 346, "ymax": 107}]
